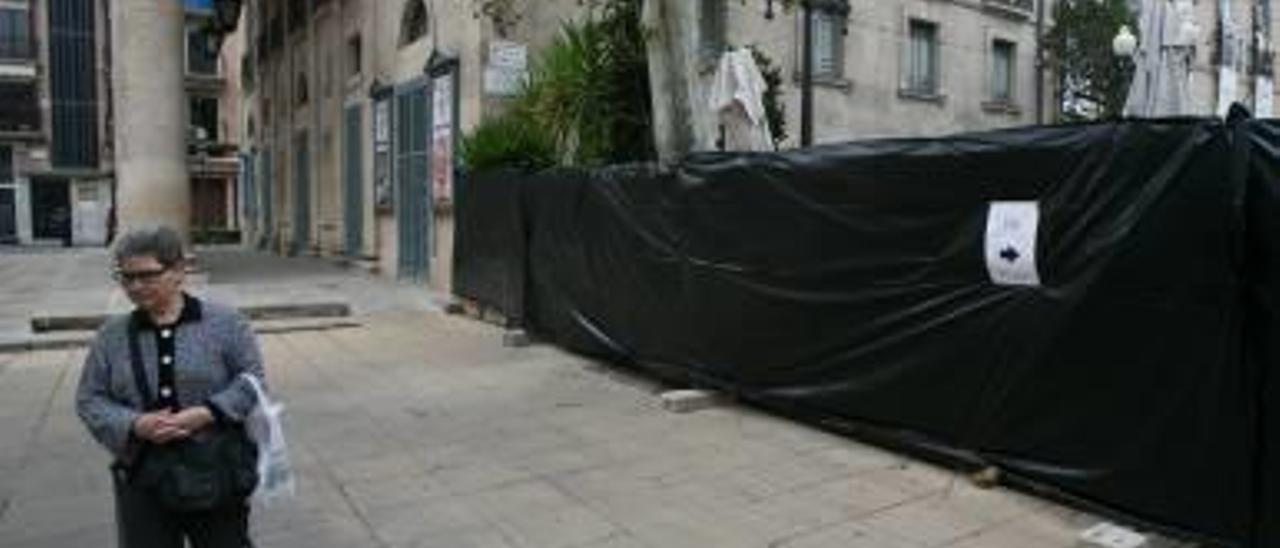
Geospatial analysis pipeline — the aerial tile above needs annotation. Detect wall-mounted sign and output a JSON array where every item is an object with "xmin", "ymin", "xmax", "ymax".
[
  {"xmin": 985, "ymin": 201, "xmax": 1041, "ymax": 287},
  {"xmin": 431, "ymin": 73, "xmax": 455, "ymax": 204},
  {"xmin": 484, "ymin": 40, "xmax": 528, "ymax": 97}
]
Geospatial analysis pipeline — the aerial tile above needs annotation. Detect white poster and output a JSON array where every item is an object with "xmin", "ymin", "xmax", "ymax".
[
  {"xmin": 431, "ymin": 74, "xmax": 455, "ymax": 204},
  {"xmin": 374, "ymin": 101, "xmax": 390, "ymax": 144},
  {"xmin": 1218, "ymin": 66, "xmax": 1239, "ymax": 117},
  {"xmin": 985, "ymin": 201, "xmax": 1041, "ymax": 287},
  {"xmin": 485, "ymin": 40, "xmax": 529, "ymax": 96},
  {"xmin": 1257, "ymin": 77, "xmax": 1274, "ymax": 118}
]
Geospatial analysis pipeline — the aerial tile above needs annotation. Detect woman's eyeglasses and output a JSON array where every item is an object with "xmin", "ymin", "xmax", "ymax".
[{"xmin": 111, "ymin": 267, "xmax": 169, "ymax": 285}]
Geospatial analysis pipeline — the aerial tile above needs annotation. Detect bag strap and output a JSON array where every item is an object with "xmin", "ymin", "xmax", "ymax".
[{"xmin": 126, "ymin": 318, "xmax": 156, "ymax": 410}]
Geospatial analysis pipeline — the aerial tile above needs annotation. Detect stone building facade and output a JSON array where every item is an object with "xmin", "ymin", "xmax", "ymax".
[
  {"xmin": 0, "ymin": 0, "xmax": 246, "ymax": 246},
  {"xmin": 0, "ymin": 0, "xmax": 113, "ymax": 246},
  {"xmin": 1187, "ymin": 0, "xmax": 1279, "ymax": 117},
  {"xmin": 240, "ymin": 0, "xmax": 1052, "ymax": 290}
]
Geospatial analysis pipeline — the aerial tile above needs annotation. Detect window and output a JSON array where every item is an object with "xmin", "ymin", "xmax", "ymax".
[
  {"xmin": 288, "ymin": 0, "xmax": 307, "ymax": 33},
  {"xmin": 295, "ymin": 71, "xmax": 308, "ymax": 105},
  {"xmin": 0, "ymin": 6, "xmax": 32, "ymax": 60},
  {"xmin": 190, "ymin": 96, "xmax": 219, "ymax": 142},
  {"xmin": 810, "ymin": 10, "xmax": 843, "ymax": 79},
  {"xmin": 347, "ymin": 34, "xmax": 362, "ymax": 78},
  {"xmin": 0, "ymin": 145, "xmax": 11, "ymax": 183},
  {"xmin": 905, "ymin": 19, "xmax": 939, "ymax": 96},
  {"xmin": 0, "ymin": 81, "xmax": 38, "ymax": 131},
  {"xmin": 399, "ymin": 0, "xmax": 427, "ymax": 47},
  {"xmin": 990, "ymin": 39, "xmax": 1015, "ymax": 103},
  {"xmin": 186, "ymin": 24, "xmax": 219, "ymax": 75},
  {"xmin": 242, "ymin": 52, "xmax": 255, "ymax": 88},
  {"xmin": 323, "ymin": 45, "xmax": 335, "ymax": 97},
  {"xmin": 699, "ymin": 0, "xmax": 726, "ymax": 62}
]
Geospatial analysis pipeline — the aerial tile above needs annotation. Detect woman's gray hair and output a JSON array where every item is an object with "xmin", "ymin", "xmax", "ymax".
[{"xmin": 113, "ymin": 225, "xmax": 186, "ymax": 267}]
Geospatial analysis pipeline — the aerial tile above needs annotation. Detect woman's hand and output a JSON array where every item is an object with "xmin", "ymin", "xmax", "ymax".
[
  {"xmin": 132, "ymin": 407, "xmax": 213, "ymax": 444},
  {"xmin": 169, "ymin": 406, "xmax": 216, "ymax": 434},
  {"xmin": 132, "ymin": 411, "xmax": 189, "ymax": 444}
]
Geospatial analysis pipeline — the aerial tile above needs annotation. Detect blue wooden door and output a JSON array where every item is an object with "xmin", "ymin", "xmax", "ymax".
[
  {"xmin": 394, "ymin": 83, "xmax": 430, "ymax": 282},
  {"xmin": 259, "ymin": 148, "xmax": 273, "ymax": 249},
  {"xmin": 343, "ymin": 105, "xmax": 364, "ymax": 257},
  {"xmin": 293, "ymin": 131, "xmax": 310, "ymax": 255}
]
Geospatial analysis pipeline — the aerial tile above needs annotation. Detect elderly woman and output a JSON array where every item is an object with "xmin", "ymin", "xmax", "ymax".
[{"xmin": 76, "ymin": 225, "xmax": 263, "ymax": 548}]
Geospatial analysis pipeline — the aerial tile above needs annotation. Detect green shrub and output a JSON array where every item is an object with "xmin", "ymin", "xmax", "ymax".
[
  {"xmin": 461, "ymin": 111, "xmax": 557, "ymax": 172},
  {"xmin": 461, "ymin": 0, "xmax": 653, "ymax": 171}
]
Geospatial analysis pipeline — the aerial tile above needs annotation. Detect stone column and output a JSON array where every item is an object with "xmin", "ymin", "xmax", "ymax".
[{"xmin": 111, "ymin": 0, "xmax": 190, "ymax": 239}]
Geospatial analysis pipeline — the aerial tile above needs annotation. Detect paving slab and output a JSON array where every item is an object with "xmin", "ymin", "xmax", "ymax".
[{"xmin": 0, "ymin": 248, "xmax": 1192, "ymax": 548}]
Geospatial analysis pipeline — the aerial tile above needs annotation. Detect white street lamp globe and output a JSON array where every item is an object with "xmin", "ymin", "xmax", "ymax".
[{"xmin": 1113, "ymin": 25, "xmax": 1138, "ymax": 57}]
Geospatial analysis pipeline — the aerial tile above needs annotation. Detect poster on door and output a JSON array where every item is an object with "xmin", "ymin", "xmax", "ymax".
[{"xmin": 431, "ymin": 74, "xmax": 454, "ymax": 205}]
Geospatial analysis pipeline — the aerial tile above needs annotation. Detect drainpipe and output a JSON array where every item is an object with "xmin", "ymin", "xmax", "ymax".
[
  {"xmin": 800, "ymin": 0, "xmax": 814, "ymax": 147},
  {"xmin": 1035, "ymin": 0, "xmax": 1045, "ymax": 124}
]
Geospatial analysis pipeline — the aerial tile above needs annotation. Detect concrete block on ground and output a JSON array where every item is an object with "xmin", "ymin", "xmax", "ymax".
[
  {"xmin": 30, "ymin": 301, "xmax": 352, "ymax": 334},
  {"xmin": 1078, "ymin": 522, "xmax": 1148, "ymax": 548},
  {"xmin": 0, "ymin": 332, "xmax": 95, "ymax": 354},
  {"xmin": 30, "ymin": 314, "xmax": 102, "ymax": 333},
  {"xmin": 241, "ymin": 302, "xmax": 351, "ymax": 321},
  {"xmin": 253, "ymin": 318, "xmax": 363, "ymax": 335},
  {"xmin": 503, "ymin": 329, "xmax": 532, "ymax": 347},
  {"xmin": 659, "ymin": 389, "xmax": 720, "ymax": 413}
]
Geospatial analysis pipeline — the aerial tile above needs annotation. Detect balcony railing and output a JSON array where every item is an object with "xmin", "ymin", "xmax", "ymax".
[
  {"xmin": 983, "ymin": 0, "xmax": 1034, "ymax": 17},
  {"xmin": 0, "ymin": 37, "xmax": 33, "ymax": 62}
]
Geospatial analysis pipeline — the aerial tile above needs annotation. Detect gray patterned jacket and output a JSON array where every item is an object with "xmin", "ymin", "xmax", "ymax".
[{"xmin": 75, "ymin": 295, "xmax": 266, "ymax": 464}]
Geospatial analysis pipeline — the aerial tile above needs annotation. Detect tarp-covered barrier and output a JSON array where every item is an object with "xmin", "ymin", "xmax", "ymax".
[
  {"xmin": 455, "ymin": 119, "xmax": 1279, "ymax": 546},
  {"xmin": 454, "ymin": 169, "xmax": 527, "ymax": 324},
  {"xmin": 1248, "ymin": 119, "xmax": 1280, "ymax": 546}
]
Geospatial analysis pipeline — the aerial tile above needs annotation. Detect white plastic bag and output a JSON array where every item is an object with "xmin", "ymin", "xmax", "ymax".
[{"xmin": 241, "ymin": 373, "xmax": 295, "ymax": 504}]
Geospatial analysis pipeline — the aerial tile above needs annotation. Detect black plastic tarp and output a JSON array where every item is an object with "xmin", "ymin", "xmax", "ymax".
[
  {"xmin": 454, "ymin": 169, "xmax": 527, "ymax": 325},
  {"xmin": 1248, "ymin": 119, "xmax": 1280, "ymax": 546},
  {"xmin": 455, "ymin": 119, "xmax": 1278, "ymax": 546}
]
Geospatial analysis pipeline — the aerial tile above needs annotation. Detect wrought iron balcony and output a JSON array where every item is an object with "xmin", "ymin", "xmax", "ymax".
[{"xmin": 983, "ymin": 0, "xmax": 1034, "ymax": 18}]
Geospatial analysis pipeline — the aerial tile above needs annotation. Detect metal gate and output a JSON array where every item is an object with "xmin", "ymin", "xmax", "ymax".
[
  {"xmin": 293, "ymin": 131, "xmax": 310, "ymax": 255},
  {"xmin": 240, "ymin": 152, "xmax": 255, "ymax": 235},
  {"xmin": 0, "ymin": 187, "xmax": 14, "ymax": 243},
  {"xmin": 0, "ymin": 146, "xmax": 13, "ymax": 242},
  {"xmin": 259, "ymin": 148, "xmax": 273, "ymax": 249},
  {"xmin": 343, "ymin": 105, "xmax": 363, "ymax": 256},
  {"xmin": 394, "ymin": 82, "xmax": 431, "ymax": 282}
]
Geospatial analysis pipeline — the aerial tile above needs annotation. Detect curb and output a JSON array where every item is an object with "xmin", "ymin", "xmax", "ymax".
[
  {"xmin": 30, "ymin": 302, "xmax": 353, "ymax": 333},
  {"xmin": 0, "ymin": 318, "xmax": 364, "ymax": 354}
]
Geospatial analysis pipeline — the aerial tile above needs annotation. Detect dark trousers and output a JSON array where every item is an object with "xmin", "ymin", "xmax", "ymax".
[{"xmin": 112, "ymin": 467, "xmax": 253, "ymax": 548}]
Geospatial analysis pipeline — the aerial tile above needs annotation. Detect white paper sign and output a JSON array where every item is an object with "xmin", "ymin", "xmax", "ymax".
[
  {"xmin": 374, "ymin": 101, "xmax": 390, "ymax": 144},
  {"xmin": 484, "ymin": 66, "xmax": 528, "ymax": 96},
  {"xmin": 985, "ymin": 201, "xmax": 1041, "ymax": 287},
  {"xmin": 431, "ymin": 75, "xmax": 455, "ymax": 203},
  {"xmin": 1257, "ymin": 77, "xmax": 1274, "ymax": 118},
  {"xmin": 488, "ymin": 40, "xmax": 528, "ymax": 70},
  {"xmin": 1218, "ymin": 66, "xmax": 1239, "ymax": 117}
]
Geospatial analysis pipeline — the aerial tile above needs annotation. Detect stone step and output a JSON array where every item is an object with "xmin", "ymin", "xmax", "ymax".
[
  {"xmin": 30, "ymin": 302, "xmax": 353, "ymax": 333},
  {"xmin": 1, "ymin": 316, "xmax": 363, "ymax": 354}
]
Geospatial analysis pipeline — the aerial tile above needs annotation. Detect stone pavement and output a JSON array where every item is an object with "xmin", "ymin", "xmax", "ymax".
[
  {"xmin": 0, "ymin": 247, "xmax": 1187, "ymax": 548},
  {"xmin": 0, "ymin": 245, "xmax": 447, "ymax": 348}
]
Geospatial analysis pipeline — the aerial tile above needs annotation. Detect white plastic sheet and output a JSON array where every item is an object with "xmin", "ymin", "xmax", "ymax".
[
  {"xmin": 242, "ymin": 374, "xmax": 295, "ymax": 504},
  {"xmin": 708, "ymin": 48, "xmax": 776, "ymax": 151}
]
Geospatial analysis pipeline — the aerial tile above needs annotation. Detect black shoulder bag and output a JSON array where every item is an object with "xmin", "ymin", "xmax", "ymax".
[{"xmin": 126, "ymin": 320, "xmax": 258, "ymax": 512}]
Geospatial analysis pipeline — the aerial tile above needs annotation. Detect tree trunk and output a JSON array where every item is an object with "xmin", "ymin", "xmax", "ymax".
[{"xmin": 643, "ymin": 0, "xmax": 715, "ymax": 166}]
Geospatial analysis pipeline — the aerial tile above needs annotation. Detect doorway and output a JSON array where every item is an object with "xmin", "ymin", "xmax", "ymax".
[{"xmin": 31, "ymin": 177, "xmax": 71, "ymax": 243}]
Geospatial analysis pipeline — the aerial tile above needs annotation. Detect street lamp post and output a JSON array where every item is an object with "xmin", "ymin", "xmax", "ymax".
[
  {"xmin": 801, "ymin": 1, "xmax": 814, "ymax": 146},
  {"xmin": 769, "ymin": 0, "xmax": 848, "ymax": 147}
]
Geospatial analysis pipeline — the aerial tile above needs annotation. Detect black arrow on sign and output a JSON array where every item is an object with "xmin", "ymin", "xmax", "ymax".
[{"xmin": 999, "ymin": 246, "xmax": 1021, "ymax": 263}]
